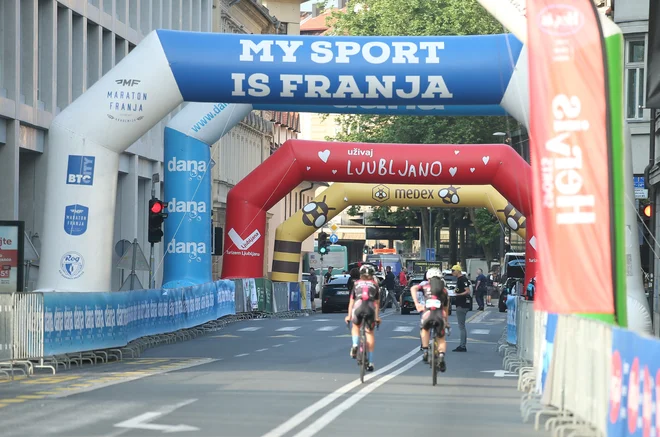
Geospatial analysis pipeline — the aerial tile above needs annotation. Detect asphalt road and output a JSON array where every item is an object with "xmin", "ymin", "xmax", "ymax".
[{"xmin": 0, "ymin": 307, "xmax": 549, "ymax": 437}]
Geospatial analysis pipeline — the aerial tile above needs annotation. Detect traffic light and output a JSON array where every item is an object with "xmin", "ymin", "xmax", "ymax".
[
  {"xmin": 363, "ymin": 245, "xmax": 370, "ymax": 254},
  {"xmin": 148, "ymin": 198, "xmax": 168, "ymax": 243},
  {"xmin": 318, "ymin": 232, "xmax": 329, "ymax": 255},
  {"xmin": 644, "ymin": 204, "xmax": 652, "ymax": 218}
]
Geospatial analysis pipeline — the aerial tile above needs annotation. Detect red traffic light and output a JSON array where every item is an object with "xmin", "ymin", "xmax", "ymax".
[
  {"xmin": 150, "ymin": 202, "xmax": 163, "ymax": 214},
  {"xmin": 644, "ymin": 204, "xmax": 652, "ymax": 218}
]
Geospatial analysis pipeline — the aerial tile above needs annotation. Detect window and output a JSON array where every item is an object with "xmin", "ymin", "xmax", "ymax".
[{"xmin": 625, "ymin": 37, "xmax": 647, "ymax": 120}]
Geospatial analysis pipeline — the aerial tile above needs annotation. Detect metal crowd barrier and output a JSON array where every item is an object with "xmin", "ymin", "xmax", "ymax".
[
  {"xmin": 0, "ymin": 279, "xmax": 311, "ymax": 380},
  {"xmin": 503, "ymin": 300, "xmax": 615, "ymax": 437}
]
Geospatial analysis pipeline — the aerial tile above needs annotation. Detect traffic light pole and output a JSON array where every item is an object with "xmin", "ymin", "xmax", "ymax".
[{"xmin": 149, "ymin": 177, "xmax": 156, "ymax": 289}]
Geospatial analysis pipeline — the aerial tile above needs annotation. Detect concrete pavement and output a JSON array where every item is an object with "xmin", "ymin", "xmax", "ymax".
[{"xmin": 0, "ymin": 307, "xmax": 548, "ymax": 436}]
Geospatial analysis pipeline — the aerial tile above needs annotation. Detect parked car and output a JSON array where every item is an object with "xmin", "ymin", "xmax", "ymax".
[
  {"xmin": 399, "ymin": 274, "xmax": 426, "ymax": 315},
  {"xmin": 399, "ymin": 271, "xmax": 471, "ymax": 315},
  {"xmin": 321, "ymin": 274, "xmax": 352, "ymax": 313}
]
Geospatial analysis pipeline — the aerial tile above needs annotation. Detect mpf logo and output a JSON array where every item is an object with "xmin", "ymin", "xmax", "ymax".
[
  {"xmin": 64, "ymin": 204, "xmax": 89, "ymax": 236},
  {"xmin": 167, "ymin": 157, "xmax": 207, "ymax": 179},
  {"xmin": 115, "ymin": 79, "xmax": 141, "ymax": 86},
  {"xmin": 66, "ymin": 155, "xmax": 95, "ymax": 186},
  {"xmin": 538, "ymin": 4, "xmax": 584, "ymax": 36}
]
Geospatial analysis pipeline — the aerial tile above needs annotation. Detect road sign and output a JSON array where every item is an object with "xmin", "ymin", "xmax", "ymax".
[
  {"xmin": 634, "ymin": 176, "xmax": 645, "ymax": 189},
  {"xmin": 329, "ymin": 233, "xmax": 339, "ymax": 244},
  {"xmin": 330, "ymin": 223, "xmax": 338, "ymax": 231},
  {"xmin": 425, "ymin": 248, "xmax": 436, "ymax": 261},
  {"xmin": 635, "ymin": 188, "xmax": 649, "ymax": 199}
]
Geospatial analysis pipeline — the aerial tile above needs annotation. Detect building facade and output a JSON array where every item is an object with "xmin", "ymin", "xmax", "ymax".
[{"xmin": 0, "ymin": 0, "xmax": 215, "ymax": 291}]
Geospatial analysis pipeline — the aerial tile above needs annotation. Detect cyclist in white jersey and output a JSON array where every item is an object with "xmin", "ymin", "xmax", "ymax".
[{"xmin": 410, "ymin": 268, "xmax": 449, "ymax": 372}]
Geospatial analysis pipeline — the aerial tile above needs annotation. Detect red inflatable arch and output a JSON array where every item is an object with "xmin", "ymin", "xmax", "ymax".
[{"xmin": 221, "ymin": 139, "xmax": 533, "ymax": 279}]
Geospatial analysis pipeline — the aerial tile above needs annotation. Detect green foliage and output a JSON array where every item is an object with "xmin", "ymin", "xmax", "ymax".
[
  {"xmin": 326, "ymin": 0, "xmax": 515, "ymax": 250},
  {"xmin": 471, "ymin": 208, "xmax": 502, "ymax": 246}
]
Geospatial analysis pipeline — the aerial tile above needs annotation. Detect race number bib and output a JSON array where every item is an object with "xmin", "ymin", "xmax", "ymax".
[{"xmin": 425, "ymin": 299, "xmax": 442, "ymax": 309}]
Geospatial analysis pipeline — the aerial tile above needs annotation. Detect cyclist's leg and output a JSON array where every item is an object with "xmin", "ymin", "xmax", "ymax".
[
  {"xmin": 350, "ymin": 301, "xmax": 364, "ymax": 358},
  {"xmin": 433, "ymin": 313, "xmax": 447, "ymax": 372},
  {"xmin": 364, "ymin": 303, "xmax": 377, "ymax": 370},
  {"xmin": 419, "ymin": 310, "xmax": 431, "ymax": 361}
]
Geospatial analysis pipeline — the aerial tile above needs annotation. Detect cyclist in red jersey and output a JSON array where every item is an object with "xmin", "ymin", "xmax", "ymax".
[
  {"xmin": 410, "ymin": 267, "xmax": 449, "ymax": 372},
  {"xmin": 345, "ymin": 264, "xmax": 381, "ymax": 371}
]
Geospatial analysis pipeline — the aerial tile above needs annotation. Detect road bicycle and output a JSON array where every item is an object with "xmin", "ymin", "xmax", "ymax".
[
  {"xmin": 425, "ymin": 297, "xmax": 445, "ymax": 386},
  {"xmin": 347, "ymin": 319, "xmax": 380, "ymax": 383}
]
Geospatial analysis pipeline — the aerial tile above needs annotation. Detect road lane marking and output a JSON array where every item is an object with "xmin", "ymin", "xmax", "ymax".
[
  {"xmin": 317, "ymin": 326, "xmax": 338, "ymax": 332},
  {"xmin": 261, "ymin": 347, "xmax": 420, "ymax": 437},
  {"xmin": 46, "ymin": 358, "xmax": 218, "ymax": 399},
  {"xmin": 237, "ymin": 327, "xmax": 262, "ymax": 332},
  {"xmin": 470, "ymin": 329, "xmax": 490, "ymax": 335},
  {"xmin": 276, "ymin": 327, "xmax": 301, "ymax": 332},
  {"xmin": 114, "ymin": 399, "xmax": 199, "ymax": 433},
  {"xmin": 270, "ymin": 335, "xmax": 298, "ymax": 338},
  {"xmin": 255, "ymin": 348, "xmax": 269, "ymax": 352},
  {"xmin": 235, "ymin": 354, "xmax": 250, "ymax": 357},
  {"xmin": 393, "ymin": 326, "xmax": 413, "ymax": 332},
  {"xmin": 292, "ymin": 356, "xmax": 423, "ymax": 437},
  {"xmin": 272, "ymin": 344, "xmax": 284, "ymax": 348}
]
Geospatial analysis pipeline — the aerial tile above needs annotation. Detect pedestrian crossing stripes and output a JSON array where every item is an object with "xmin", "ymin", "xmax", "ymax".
[
  {"xmin": 276, "ymin": 326, "xmax": 301, "ymax": 332},
  {"xmin": 237, "ymin": 327, "xmax": 262, "ymax": 332},
  {"xmin": 317, "ymin": 326, "xmax": 339, "ymax": 332},
  {"xmin": 470, "ymin": 329, "xmax": 490, "ymax": 335},
  {"xmin": 393, "ymin": 326, "xmax": 414, "ymax": 332}
]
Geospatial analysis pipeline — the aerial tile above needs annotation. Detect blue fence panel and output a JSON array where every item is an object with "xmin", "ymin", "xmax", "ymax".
[
  {"xmin": 288, "ymin": 282, "xmax": 301, "ymax": 311},
  {"xmin": 43, "ymin": 279, "xmax": 237, "ymax": 357},
  {"xmin": 506, "ymin": 295, "xmax": 517, "ymax": 345},
  {"xmin": 607, "ymin": 327, "xmax": 660, "ymax": 437}
]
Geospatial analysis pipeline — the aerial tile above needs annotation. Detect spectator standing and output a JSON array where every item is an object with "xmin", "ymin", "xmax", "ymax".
[
  {"xmin": 451, "ymin": 264, "xmax": 471, "ymax": 352},
  {"xmin": 474, "ymin": 268, "xmax": 488, "ymax": 311},
  {"xmin": 309, "ymin": 268, "xmax": 318, "ymax": 312}
]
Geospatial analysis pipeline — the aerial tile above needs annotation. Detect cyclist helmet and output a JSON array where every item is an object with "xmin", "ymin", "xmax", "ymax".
[
  {"xmin": 359, "ymin": 263, "xmax": 376, "ymax": 277},
  {"xmin": 426, "ymin": 267, "xmax": 442, "ymax": 280}
]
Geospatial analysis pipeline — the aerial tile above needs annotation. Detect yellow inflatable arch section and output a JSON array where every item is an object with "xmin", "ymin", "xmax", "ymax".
[{"xmin": 272, "ymin": 183, "xmax": 527, "ymax": 282}]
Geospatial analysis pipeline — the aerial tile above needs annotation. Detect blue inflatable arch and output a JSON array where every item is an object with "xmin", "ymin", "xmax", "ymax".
[{"xmin": 38, "ymin": 28, "xmax": 533, "ymax": 293}]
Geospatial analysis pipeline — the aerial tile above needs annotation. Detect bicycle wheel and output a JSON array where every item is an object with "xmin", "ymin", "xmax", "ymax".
[
  {"xmin": 431, "ymin": 330, "xmax": 438, "ymax": 386},
  {"xmin": 359, "ymin": 325, "xmax": 367, "ymax": 383}
]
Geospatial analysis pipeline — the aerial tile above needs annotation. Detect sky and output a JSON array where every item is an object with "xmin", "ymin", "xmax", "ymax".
[{"xmin": 300, "ymin": 0, "xmax": 341, "ymax": 12}]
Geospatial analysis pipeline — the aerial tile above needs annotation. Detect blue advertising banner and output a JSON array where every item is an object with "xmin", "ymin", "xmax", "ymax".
[
  {"xmin": 506, "ymin": 295, "xmax": 517, "ymax": 345},
  {"xmin": 288, "ymin": 282, "xmax": 301, "ymax": 311},
  {"xmin": 608, "ymin": 327, "xmax": 660, "ymax": 437},
  {"xmin": 43, "ymin": 280, "xmax": 235, "ymax": 356},
  {"xmin": 162, "ymin": 128, "xmax": 213, "ymax": 289},
  {"xmin": 157, "ymin": 31, "xmax": 523, "ymax": 106}
]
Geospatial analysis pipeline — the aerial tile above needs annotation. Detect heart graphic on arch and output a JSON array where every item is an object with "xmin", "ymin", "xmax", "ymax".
[
  {"xmin": 318, "ymin": 150, "xmax": 331, "ymax": 163},
  {"xmin": 454, "ymin": 150, "xmax": 460, "ymax": 155},
  {"xmin": 332, "ymin": 169, "xmax": 337, "ymax": 174},
  {"xmin": 449, "ymin": 167, "xmax": 457, "ymax": 177},
  {"xmin": 482, "ymin": 156, "xmax": 490, "ymax": 165},
  {"xmin": 470, "ymin": 168, "xmax": 475, "ymax": 173},
  {"xmin": 306, "ymin": 166, "xmax": 311, "ymax": 171}
]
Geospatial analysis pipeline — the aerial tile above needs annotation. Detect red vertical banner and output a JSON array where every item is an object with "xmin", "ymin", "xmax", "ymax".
[{"xmin": 527, "ymin": 1, "xmax": 615, "ymax": 314}]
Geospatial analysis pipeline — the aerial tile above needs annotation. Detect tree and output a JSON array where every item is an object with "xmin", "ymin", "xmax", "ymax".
[
  {"xmin": 469, "ymin": 208, "xmax": 502, "ymax": 265},
  {"xmin": 328, "ymin": 0, "xmax": 515, "ymax": 256}
]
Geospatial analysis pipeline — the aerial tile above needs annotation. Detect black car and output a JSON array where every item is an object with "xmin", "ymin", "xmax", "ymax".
[
  {"xmin": 321, "ymin": 274, "xmax": 352, "ymax": 313},
  {"xmin": 399, "ymin": 275, "xmax": 426, "ymax": 315},
  {"xmin": 400, "ymin": 274, "xmax": 456, "ymax": 315}
]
